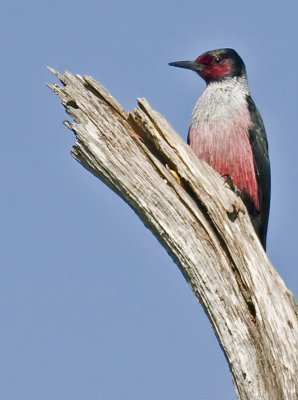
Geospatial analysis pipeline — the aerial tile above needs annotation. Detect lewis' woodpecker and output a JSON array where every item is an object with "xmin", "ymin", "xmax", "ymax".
[{"xmin": 169, "ymin": 48, "xmax": 270, "ymax": 249}]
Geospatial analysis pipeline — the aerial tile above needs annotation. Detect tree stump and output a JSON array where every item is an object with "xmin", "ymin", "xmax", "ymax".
[{"xmin": 48, "ymin": 69, "xmax": 298, "ymax": 400}]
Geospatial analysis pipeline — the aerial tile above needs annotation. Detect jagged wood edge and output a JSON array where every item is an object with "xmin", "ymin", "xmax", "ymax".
[{"xmin": 48, "ymin": 68, "xmax": 298, "ymax": 400}]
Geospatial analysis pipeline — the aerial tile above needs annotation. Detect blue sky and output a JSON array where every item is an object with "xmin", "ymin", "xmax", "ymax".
[{"xmin": 1, "ymin": 0, "xmax": 297, "ymax": 399}]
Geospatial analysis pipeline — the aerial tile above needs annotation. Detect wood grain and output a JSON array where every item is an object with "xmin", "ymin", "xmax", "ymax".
[{"xmin": 48, "ymin": 69, "xmax": 298, "ymax": 400}]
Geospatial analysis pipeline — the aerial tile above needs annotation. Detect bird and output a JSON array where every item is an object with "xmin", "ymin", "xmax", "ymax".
[{"xmin": 169, "ymin": 48, "xmax": 270, "ymax": 250}]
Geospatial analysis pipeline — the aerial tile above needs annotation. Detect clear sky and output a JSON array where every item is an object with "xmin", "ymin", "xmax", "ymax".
[{"xmin": 1, "ymin": 0, "xmax": 297, "ymax": 399}]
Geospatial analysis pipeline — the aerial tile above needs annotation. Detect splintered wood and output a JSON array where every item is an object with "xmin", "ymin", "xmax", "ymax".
[{"xmin": 49, "ymin": 69, "xmax": 298, "ymax": 400}]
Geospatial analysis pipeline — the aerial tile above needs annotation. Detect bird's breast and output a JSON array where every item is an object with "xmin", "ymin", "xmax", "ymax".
[{"xmin": 189, "ymin": 88, "xmax": 260, "ymax": 211}]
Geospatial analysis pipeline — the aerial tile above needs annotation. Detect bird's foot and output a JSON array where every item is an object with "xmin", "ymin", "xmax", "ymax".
[
  {"xmin": 222, "ymin": 174, "xmax": 241, "ymax": 196},
  {"xmin": 227, "ymin": 203, "xmax": 246, "ymax": 222}
]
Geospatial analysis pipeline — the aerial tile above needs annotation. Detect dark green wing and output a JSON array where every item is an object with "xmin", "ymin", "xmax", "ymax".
[{"xmin": 246, "ymin": 95, "xmax": 271, "ymax": 249}]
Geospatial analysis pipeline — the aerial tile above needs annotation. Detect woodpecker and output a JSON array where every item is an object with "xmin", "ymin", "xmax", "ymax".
[{"xmin": 169, "ymin": 48, "xmax": 270, "ymax": 249}]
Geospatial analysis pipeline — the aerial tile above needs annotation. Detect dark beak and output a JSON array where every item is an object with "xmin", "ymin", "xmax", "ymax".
[{"xmin": 168, "ymin": 60, "xmax": 202, "ymax": 71}]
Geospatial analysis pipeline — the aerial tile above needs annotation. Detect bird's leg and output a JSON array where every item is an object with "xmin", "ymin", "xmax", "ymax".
[
  {"xmin": 222, "ymin": 174, "xmax": 246, "ymax": 221},
  {"xmin": 222, "ymin": 174, "xmax": 241, "ymax": 196},
  {"xmin": 226, "ymin": 203, "xmax": 246, "ymax": 222}
]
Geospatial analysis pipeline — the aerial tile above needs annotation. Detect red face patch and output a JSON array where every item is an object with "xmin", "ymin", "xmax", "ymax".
[
  {"xmin": 195, "ymin": 54, "xmax": 232, "ymax": 81},
  {"xmin": 196, "ymin": 54, "xmax": 214, "ymax": 65}
]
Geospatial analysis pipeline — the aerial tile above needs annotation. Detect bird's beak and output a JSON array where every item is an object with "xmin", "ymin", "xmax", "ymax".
[{"xmin": 168, "ymin": 60, "xmax": 202, "ymax": 72}]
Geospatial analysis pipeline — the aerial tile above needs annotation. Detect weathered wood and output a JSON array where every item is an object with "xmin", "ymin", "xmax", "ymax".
[{"xmin": 48, "ymin": 68, "xmax": 298, "ymax": 400}]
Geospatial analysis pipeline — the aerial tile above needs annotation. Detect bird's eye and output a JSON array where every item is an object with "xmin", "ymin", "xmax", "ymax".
[{"xmin": 214, "ymin": 57, "xmax": 221, "ymax": 64}]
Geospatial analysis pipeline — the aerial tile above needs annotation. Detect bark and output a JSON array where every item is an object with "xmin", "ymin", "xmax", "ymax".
[{"xmin": 48, "ymin": 68, "xmax": 298, "ymax": 400}]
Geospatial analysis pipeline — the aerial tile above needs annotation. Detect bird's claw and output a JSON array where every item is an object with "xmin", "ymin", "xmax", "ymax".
[
  {"xmin": 227, "ymin": 203, "xmax": 246, "ymax": 222},
  {"xmin": 222, "ymin": 174, "xmax": 241, "ymax": 196}
]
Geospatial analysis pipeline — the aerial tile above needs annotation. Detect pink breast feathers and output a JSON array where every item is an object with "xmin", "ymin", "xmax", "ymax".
[{"xmin": 189, "ymin": 110, "xmax": 260, "ymax": 212}]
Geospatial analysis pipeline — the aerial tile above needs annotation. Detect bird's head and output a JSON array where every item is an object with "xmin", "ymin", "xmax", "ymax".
[{"xmin": 169, "ymin": 48, "xmax": 246, "ymax": 83}]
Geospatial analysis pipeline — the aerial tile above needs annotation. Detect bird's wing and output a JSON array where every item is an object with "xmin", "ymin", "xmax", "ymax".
[{"xmin": 246, "ymin": 95, "xmax": 271, "ymax": 249}]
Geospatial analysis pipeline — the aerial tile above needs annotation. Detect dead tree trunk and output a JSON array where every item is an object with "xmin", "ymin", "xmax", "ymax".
[{"xmin": 48, "ymin": 69, "xmax": 298, "ymax": 400}]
